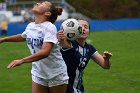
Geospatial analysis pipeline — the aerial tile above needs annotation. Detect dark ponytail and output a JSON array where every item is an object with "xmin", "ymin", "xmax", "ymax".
[{"xmin": 48, "ymin": 4, "xmax": 63, "ymax": 23}]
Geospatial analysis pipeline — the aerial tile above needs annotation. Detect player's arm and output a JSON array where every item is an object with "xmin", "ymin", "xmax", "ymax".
[
  {"xmin": 57, "ymin": 30, "xmax": 72, "ymax": 48},
  {"xmin": 0, "ymin": 34, "xmax": 26, "ymax": 43},
  {"xmin": 91, "ymin": 51, "xmax": 112, "ymax": 69},
  {"xmin": 7, "ymin": 42, "xmax": 53, "ymax": 68}
]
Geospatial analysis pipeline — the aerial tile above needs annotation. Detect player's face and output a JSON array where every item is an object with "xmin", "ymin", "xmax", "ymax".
[
  {"xmin": 32, "ymin": 1, "xmax": 51, "ymax": 15},
  {"xmin": 79, "ymin": 20, "xmax": 90, "ymax": 39}
]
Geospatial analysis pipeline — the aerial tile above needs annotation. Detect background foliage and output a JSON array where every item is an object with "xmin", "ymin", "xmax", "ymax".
[{"xmin": 66, "ymin": 0, "xmax": 140, "ymax": 19}]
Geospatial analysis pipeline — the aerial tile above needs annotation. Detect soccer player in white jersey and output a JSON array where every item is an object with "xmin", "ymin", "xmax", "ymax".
[
  {"xmin": 0, "ymin": 1, "xmax": 69, "ymax": 93},
  {"xmin": 57, "ymin": 20, "xmax": 113, "ymax": 93}
]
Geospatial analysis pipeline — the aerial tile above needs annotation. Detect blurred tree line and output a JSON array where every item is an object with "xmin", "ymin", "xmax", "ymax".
[{"xmin": 66, "ymin": 0, "xmax": 140, "ymax": 19}]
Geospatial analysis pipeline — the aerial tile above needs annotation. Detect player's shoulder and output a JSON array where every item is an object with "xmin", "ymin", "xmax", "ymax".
[
  {"xmin": 27, "ymin": 22, "xmax": 38, "ymax": 29},
  {"xmin": 28, "ymin": 22, "xmax": 35, "ymax": 26},
  {"xmin": 43, "ymin": 22, "xmax": 57, "ymax": 32},
  {"xmin": 70, "ymin": 41, "xmax": 93, "ymax": 48},
  {"xmin": 85, "ymin": 42, "xmax": 96, "ymax": 49},
  {"xmin": 43, "ymin": 21, "xmax": 56, "ymax": 28},
  {"xmin": 86, "ymin": 43, "xmax": 93, "ymax": 47}
]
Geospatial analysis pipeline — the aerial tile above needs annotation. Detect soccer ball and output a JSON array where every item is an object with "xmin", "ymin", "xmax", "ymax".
[{"xmin": 61, "ymin": 18, "xmax": 83, "ymax": 41}]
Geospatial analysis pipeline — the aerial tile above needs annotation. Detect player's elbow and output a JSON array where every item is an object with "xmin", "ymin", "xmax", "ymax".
[{"xmin": 39, "ymin": 50, "xmax": 50, "ymax": 59}]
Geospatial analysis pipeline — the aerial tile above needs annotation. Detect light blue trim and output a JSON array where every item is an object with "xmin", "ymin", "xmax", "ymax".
[{"xmin": 92, "ymin": 51, "xmax": 98, "ymax": 57}]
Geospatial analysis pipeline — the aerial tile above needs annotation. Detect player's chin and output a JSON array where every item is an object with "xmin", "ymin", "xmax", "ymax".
[{"xmin": 79, "ymin": 36, "xmax": 87, "ymax": 39}]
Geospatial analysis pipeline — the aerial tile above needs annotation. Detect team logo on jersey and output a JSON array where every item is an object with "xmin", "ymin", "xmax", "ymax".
[{"xmin": 37, "ymin": 31, "xmax": 44, "ymax": 38}]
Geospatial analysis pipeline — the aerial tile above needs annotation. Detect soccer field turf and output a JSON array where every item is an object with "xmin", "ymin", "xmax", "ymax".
[{"xmin": 0, "ymin": 30, "xmax": 140, "ymax": 93}]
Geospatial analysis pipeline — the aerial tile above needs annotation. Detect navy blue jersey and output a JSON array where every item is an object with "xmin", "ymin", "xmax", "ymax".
[{"xmin": 61, "ymin": 40, "xmax": 97, "ymax": 93}]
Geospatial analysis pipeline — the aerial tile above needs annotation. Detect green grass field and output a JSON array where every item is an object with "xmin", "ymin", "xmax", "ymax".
[{"xmin": 0, "ymin": 30, "xmax": 140, "ymax": 93}]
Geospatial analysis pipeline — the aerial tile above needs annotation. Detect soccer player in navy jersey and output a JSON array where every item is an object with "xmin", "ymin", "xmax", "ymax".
[{"xmin": 57, "ymin": 20, "xmax": 112, "ymax": 93}]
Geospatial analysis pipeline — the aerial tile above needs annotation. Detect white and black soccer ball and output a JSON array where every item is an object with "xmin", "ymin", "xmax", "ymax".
[{"xmin": 61, "ymin": 18, "xmax": 83, "ymax": 41}]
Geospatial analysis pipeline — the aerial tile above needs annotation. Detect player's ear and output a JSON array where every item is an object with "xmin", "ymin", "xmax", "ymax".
[{"xmin": 44, "ymin": 12, "xmax": 51, "ymax": 17}]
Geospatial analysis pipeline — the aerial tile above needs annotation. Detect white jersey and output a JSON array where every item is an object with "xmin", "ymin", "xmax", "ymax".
[{"xmin": 21, "ymin": 21, "xmax": 68, "ymax": 79}]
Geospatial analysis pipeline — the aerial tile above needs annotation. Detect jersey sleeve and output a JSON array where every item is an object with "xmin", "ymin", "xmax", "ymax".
[
  {"xmin": 43, "ymin": 24, "xmax": 58, "ymax": 44},
  {"xmin": 21, "ymin": 23, "xmax": 31, "ymax": 38},
  {"xmin": 89, "ymin": 44, "xmax": 98, "ymax": 57}
]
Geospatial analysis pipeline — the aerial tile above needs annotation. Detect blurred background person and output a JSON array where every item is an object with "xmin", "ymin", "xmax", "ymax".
[{"xmin": 1, "ymin": 20, "xmax": 8, "ymax": 36}]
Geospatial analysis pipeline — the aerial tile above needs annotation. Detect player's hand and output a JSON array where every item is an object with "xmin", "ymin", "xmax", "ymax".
[
  {"xmin": 7, "ymin": 59, "xmax": 24, "ymax": 69},
  {"xmin": 57, "ymin": 30, "xmax": 66, "ymax": 42},
  {"xmin": 103, "ymin": 51, "xmax": 113, "ymax": 60}
]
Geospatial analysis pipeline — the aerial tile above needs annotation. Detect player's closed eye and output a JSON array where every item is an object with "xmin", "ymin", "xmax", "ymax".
[
  {"xmin": 81, "ymin": 24, "xmax": 88, "ymax": 29},
  {"xmin": 84, "ymin": 25, "xmax": 89, "ymax": 29}
]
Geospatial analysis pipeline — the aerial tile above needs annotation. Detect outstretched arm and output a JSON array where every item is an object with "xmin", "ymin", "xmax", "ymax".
[
  {"xmin": 0, "ymin": 34, "xmax": 26, "ymax": 43},
  {"xmin": 91, "ymin": 51, "xmax": 112, "ymax": 69},
  {"xmin": 7, "ymin": 42, "xmax": 53, "ymax": 68}
]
